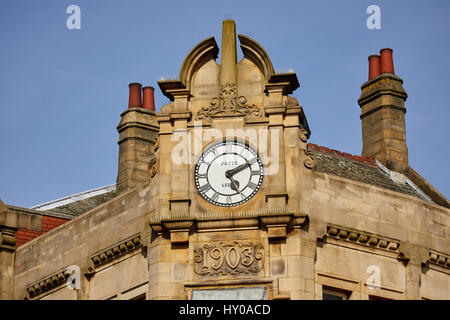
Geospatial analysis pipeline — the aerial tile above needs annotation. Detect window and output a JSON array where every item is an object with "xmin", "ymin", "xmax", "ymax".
[
  {"xmin": 369, "ymin": 295, "xmax": 391, "ymax": 300},
  {"xmin": 322, "ymin": 287, "xmax": 349, "ymax": 300},
  {"xmin": 129, "ymin": 293, "xmax": 146, "ymax": 300},
  {"xmin": 192, "ymin": 287, "xmax": 268, "ymax": 300}
]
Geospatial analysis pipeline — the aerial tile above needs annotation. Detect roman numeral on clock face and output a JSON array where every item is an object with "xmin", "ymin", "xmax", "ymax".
[
  {"xmin": 247, "ymin": 182, "xmax": 257, "ymax": 190},
  {"xmin": 198, "ymin": 173, "xmax": 208, "ymax": 179},
  {"xmin": 251, "ymin": 170, "xmax": 260, "ymax": 176},
  {"xmin": 200, "ymin": 183, "xmax": 211, "ymax": 192},
  {"xmin": 211, "ymin": 192, "xmax": 219, "ymax": 202}
]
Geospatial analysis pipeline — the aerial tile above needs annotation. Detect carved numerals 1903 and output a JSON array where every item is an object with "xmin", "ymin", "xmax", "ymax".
[{"xmin": 193, "ymin": 241, "xmax": 264, "ymax": 276}]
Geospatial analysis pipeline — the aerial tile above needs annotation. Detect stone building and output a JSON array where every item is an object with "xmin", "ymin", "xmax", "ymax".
[{"xmin": 0, "ymin": 20, "xmax": 448, "ymax": 300}]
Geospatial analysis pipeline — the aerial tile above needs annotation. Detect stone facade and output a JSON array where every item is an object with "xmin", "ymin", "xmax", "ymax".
[{"xmin": 0, "ymin": 20, "xmax": 448, "ymax": 300}]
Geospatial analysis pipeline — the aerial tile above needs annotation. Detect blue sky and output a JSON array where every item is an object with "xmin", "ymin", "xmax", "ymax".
[{"xmin": 0, "ymin": 0, "xmax": 448, "ymax": 207}]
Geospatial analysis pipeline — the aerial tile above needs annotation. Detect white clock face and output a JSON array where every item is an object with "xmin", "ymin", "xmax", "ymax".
[{"xmin": 194, "ymin": 140, "xmax": 264, "ymax": 207}]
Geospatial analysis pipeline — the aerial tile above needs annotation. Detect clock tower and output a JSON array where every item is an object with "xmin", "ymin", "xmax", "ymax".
[
  {"xmin": 6, "ymin": 19, "xmax": 448, "ymax": 302},
  {"xmin": 148, "ymin": 20, "xmax": 311, "ymax": 299}
]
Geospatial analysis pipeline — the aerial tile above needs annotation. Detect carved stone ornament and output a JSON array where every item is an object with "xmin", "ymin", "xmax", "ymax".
[
  {"xmin": 193, "ymin": 240, "xmax": 264, "ymax": 276},
  {"xmin": 303, "ymin": 150, "xmax": 315, "ymax": 169},
  {"xmin": 152, "ymin": 137, "xmax": 159, "ymax": 153},
  {"xmin": 91, "ymin": 235, "xmax": 141, "ymax": 267},
  {"xmin": 299, "ymin": 129, "xmax": 308, "ymax": 142},
  {"xmin": 148, "ymin": 158, "xmax": 158, "ymax": 178},
  {"xmin": 195, "ymin": 83, "xmax": 263, "ymax": 120}
]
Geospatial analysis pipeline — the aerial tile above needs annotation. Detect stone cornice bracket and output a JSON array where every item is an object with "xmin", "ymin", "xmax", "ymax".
[
  {"xmin": 84, "ymin": 266, "xmax": 96, "ymax": 281},
  {"xmin": 260, "ymin": 214, "xmax": 307, "ymax": 241},
  {"xmin": 163, "ymin": 220, "xmax": 195, "ymax": 245},
  {"xmin": 320, "ymin": 225, "xmax": 406, "ymax": 261},
  {"xmin": 0, "ymin": 200, "xmax": 17, "ymax": 252},
  {"xmin": 156, "ymin": 111, "xmax": 192, "ymax": 130},
  {"xmin": 157, "ymin": 80, "xmax": 187, "ymax": 102},
  {"xmin": 0, "ymin": 226, "xmax": 16, "ymax": 252},
  {"xmin": 426, "ymin": 250, "xmax": 450, "ymax": 271},
  {"xmin": 26, "ymin": 268, "xmax": 71, "ymax": 299},
  {"xmin": 266, "ymin": 73, "xmax": 300, "ymax": 95},
  {"xmin": 90, "ymin": 234, "xmax": 141, "ymax": 268}
]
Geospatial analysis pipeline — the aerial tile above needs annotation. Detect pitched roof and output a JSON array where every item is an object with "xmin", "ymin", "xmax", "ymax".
[
  {"xmin": 307, "ymin": 143, "xmax": 430, "ymax": 201},
  {"xmin": 31, "ymin": 184, "xmax": 117, "ymax": 217}
]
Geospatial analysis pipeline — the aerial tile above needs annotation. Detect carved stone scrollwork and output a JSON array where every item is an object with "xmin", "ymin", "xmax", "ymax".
[
  {"xmin": 193, "ymin": 240, "xmax": 264, "ymax": 276},
  {"xmin": 152, "ymin": 137, "xmax": 159, "ymax": 153},
  {"xmin": 303, "ymin": 150, "xmax": 315, "ymax": 169},
  {"xmin": 299, "ymin": 129, "xmax": 308, "ymax": 142},
  {"xmin": 148, "ymin": 158, "xmax": 158, "ymax": 178},
  {"xmin": 195, "ymin": 83, "xmax": 263, "ymax": 120}
]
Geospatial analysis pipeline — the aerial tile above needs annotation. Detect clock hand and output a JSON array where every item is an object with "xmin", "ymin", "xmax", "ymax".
[
  {"xmin": 225, "ymin": 160, "xmax": 251, "ymax": 178},
  {"xmin": 229, "ymin": 176, "xmax": 239, "ymax": 191},
  {"xmin": 228, "ymin": 176, "xmax": 243, "ymax": 196}
]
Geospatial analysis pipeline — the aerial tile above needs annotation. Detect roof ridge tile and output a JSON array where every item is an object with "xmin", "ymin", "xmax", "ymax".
[{"xmin": 307, "ymin": 143, "xmax": 377, "ymax": 166}]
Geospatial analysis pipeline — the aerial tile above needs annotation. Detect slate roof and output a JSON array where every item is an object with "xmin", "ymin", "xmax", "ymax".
[
  {"xmin": 308, "ymin": 143, "xmax": 428, "ymax": 201},
  {"xmin": 44, "ymin": 190, "xmax": 118, "ymax": 217}
]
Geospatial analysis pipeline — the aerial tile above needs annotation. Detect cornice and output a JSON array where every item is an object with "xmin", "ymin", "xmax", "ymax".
[
  {"xmin": 26, "ymin": 268, "xmax": 71, "ymax": 299},
  {"xmin": 90, "ymin": 234, "xmax": 141, "ymax": 268},
  {"xmin": 319, "ymin": 224, "xmax": 409, "ymax": 264}
]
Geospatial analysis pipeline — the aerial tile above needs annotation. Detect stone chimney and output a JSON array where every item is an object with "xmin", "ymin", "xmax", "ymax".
[
  {"xmin": 116, "ymin": 83, "xmax": 159, "ymax": 192},
  {"xmin": 358, "ymin": 48, "xmax": 408, "ymax": 172}
]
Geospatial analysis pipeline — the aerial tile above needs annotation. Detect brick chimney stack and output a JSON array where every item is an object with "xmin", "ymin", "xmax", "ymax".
[
  {"xmin": 358, "ymin": 48, "xmax": 408, "ymax": 172},
  {"xmin": 116, "ymin": 83, "xmax": 159, "ymax": 192}
]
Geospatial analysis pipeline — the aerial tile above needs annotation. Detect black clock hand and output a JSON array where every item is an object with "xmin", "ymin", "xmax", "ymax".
[
  {"xmin": 225, "ymin": 160, "xmax": 251, "ymax": 178},
  {"xmin": 229, "ymin": 176, "xmax": 240, "ymax": 192}
]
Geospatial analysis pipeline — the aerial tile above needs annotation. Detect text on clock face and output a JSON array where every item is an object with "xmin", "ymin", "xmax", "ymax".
[{"xmin": 220, "ymin": 161, "xmax": 238, "ymax": 166}]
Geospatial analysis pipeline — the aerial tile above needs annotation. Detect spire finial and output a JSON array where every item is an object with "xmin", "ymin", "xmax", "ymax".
[{"xmin": 220, "ymin": 20, "xmax": 237, "ymax": 85}]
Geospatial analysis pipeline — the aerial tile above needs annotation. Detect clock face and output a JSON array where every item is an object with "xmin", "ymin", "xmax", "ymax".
[{"xmin": 194, "ymin": 140, "xmax": 264, "ymax": 207}]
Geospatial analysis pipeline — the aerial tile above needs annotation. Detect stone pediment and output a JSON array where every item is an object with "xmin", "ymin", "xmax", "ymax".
[{"xmin": 157, "ymin": 20, "xmax": 301, "ymax": 120}]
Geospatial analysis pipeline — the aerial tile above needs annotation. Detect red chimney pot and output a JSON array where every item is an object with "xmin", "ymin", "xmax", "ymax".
[
  {"xmin": 142, "ymin": 86, "xmax": 156, "ymax": 111},
  {"xmin": 368, "ymin": 55, "xmax": 381, "ymax": 80},
  {"xmin": 128, "ymin": 82, "xmax": 142, "ymax": 108},
  {"xmin": 380, "ymin": 48, "xmax": 395, "ymax": 74}
]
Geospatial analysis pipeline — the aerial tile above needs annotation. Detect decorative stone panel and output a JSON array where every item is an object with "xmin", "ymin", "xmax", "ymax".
[{"xmin": 193, "ymin": 240, "xmax": 264, "ymax": 276}]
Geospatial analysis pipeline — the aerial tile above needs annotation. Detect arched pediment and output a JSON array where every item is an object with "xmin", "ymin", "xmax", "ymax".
[
  {"xmin": 179, "ymin": 37, "xmax": 219, "ymax": 89},
  {"xmin": 238, "ymin": 34, "xmax": 275, "ymax": 80}
]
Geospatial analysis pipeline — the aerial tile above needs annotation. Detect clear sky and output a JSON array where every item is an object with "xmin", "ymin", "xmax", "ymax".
[{"xmin": 0, "ymin": 0, "xmax": 449, "ymax": 207}]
